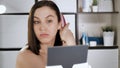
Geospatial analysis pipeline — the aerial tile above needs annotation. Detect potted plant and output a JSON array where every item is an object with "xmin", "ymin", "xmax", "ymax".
[
  {"xmin": 92, "ymin": 0, "xmax": 98, "ymax": 12},
  {"xmin": 102, "ymin": 26, "xmax": 114, "ymax": 46}
]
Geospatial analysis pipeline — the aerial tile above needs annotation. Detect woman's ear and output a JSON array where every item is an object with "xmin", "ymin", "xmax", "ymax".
[{"xmin": 58, "ymin": 21, "xmax": 62, "ymax": 30}]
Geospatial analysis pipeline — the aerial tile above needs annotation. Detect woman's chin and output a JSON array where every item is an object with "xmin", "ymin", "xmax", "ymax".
[{"xmin": 40, "ymin": 40, "xmax": 51, "ymax": 44}]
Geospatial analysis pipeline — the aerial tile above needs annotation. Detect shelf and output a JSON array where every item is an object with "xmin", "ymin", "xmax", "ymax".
[
  {"xmin": 89, "ymin": 46, "xmax": 118, "ymax": 49},
  {"xmin": 0, "ymin": 12, "xmax": 76, "ymax": 15},
  {"xmin": 78, "ymin": 11, "xmax": 119, "ymax": 14},
  {"xmin": 0, "ymin": 13, "xmax": 29, "ymax": 15},
  {"xmin": 0, "ymin": 48, "xmax": 21, "ymax": 51},
  {"xmin": 62, "ymin": 12, "xmax": 76, "ymax": 14},
  {"xmin": 1, "ymin": 12, "xmax": 118, "ymax": 15}
]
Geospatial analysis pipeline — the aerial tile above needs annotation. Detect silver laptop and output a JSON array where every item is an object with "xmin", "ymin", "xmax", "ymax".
[{"xmin": 47, "ymin": 45, "xmax": 88, "ymax": 68}]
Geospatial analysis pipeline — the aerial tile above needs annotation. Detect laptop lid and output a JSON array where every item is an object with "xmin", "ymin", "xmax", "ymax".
[{"xmin": 47, "ymin": 45, "xmax": 88, "ymax": 68}]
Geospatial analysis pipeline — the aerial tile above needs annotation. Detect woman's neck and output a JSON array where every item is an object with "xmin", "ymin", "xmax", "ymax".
[
  {"xmin": 40, "ymin": 40, "xmax": 55, "ymax": 51},
  {"xmin": 39, "ymin": 40, "xmax": 55, "ymax": 65}
]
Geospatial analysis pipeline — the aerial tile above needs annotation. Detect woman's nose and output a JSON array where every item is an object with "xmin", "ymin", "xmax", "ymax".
[{"xmin": 39, "ymin": 22, "xmax": 46, "ymax": 31}]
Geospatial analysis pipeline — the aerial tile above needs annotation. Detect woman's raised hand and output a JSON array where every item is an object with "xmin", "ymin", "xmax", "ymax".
[{"xmin": 60, "ymin": 23, "xmax": 76, "ymax": 46}]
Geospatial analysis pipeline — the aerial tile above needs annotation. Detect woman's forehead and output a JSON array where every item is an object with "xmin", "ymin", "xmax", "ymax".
[{"xmin": 33, "ymin": 8, "xmax": 56, "ymax": 20}]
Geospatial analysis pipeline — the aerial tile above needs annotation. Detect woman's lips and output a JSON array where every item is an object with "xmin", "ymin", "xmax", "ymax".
[{"xmin": 40, "ymin": 34, "xmax": 49, "ymax": 37}]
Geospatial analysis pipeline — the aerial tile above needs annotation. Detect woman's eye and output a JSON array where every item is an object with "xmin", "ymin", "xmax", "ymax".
[
  {"xmin": 34, "ymin": 21, "xmax": 40, "ymax": 24},
  {"xmin": 47, "ymin": 20, "xmax": 53, "ymax": 23}
]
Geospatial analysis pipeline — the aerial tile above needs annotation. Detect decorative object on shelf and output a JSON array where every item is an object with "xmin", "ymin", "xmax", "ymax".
[
  {"xmin": 81, "ymin": 32, "xmax": 89, "ymax": 45},
  {"xmin": 91, "ymin": 0, "xmax": 98, "ymax": 12},
  {"xmin": 88, "ymin": 37, "xmax": 103, "ymax": 46},
  {"xmin": 102, "ymin": 26, "xmax": 114, "ymax": 46},
  {"xmin": 79, "ymin": 6, "xmax": 83, "ymax": 12},
  {"xmin": 82, "ymin": 0, "xmax": 92, "ymax": 12},
  {"xmin": 98, "ymin": 0, "xmax": 113, "ymax": 12},
  {"xmin": 90, "ymin": 41, "xmax": 97, "ymax": 46}
]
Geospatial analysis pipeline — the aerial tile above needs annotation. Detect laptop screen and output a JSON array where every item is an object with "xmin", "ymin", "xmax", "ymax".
[{"xmin": 47, "ymin": 45, "xmax": 88, "ymax": 68}]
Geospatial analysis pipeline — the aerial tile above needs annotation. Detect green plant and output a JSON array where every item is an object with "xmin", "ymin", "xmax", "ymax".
[
  {"xmin": 92, "ymin": 0, "xmax": 98, "ymax": 6},
  {"xmin": 102, "ymin": 26, "xmax": 114, "ymax": 32}
]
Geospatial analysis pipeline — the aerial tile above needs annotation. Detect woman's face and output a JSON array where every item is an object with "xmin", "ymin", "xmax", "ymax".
[{"xmin": 33, "ymin": 6, "xmax": 61, "ymax": 45}]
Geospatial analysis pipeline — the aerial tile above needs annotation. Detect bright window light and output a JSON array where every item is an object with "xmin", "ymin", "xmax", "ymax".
[{"xmin": 0, "ymin": 5, "xmax": 6, "ymax": 14}]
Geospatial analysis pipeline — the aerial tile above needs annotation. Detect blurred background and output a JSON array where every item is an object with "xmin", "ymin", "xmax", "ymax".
[{"xmin": 0, "ymin": 0, "xmax": 120, "ymax": 68}]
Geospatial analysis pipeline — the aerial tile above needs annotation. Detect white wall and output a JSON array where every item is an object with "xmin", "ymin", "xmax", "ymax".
[
  {"xmin": 88, "ymin": 49, "xmax": 118, "ymax": 68},
  {"xmin": 1, "ymin": 0, "xmax": 34, "ymax": 13},
  {"xmin": 0, "ymin": 51, "xmax": 19, "ymax": 68},
  {"xmin": 0, "ymin": 15, "xmax": 28, "ymax": 48},
  {"xmin": 52, "ymin": 0, "xmax": 76, "ymax": 13}
]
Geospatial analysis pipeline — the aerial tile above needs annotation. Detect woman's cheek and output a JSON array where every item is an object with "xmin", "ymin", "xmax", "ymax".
[{"xmin": 49, "ymin": 26, "xmax": 58, "ymax": 36}]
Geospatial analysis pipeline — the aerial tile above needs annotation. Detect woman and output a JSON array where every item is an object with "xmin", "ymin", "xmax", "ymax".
[{"xmin": 16, "ymin": 0, "xmax": 76, "ymax": 68}]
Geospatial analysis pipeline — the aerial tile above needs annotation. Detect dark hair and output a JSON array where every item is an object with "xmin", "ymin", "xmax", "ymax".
[{"xmin": 28, "ymin": 0, "xmax": 62, "ymax": 55}]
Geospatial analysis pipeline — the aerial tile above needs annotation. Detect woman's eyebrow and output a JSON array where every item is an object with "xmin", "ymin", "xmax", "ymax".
[
  {"xmin": 33, "ymin": 15, "xmax": 54, "ymax": 19},
  {"xmin": 46, "ymin": 15, "xmax": 54, "ymax": 18},
  {"xmin": 34, "ymin": 16, "xmax": 39, "ymax": 19}
]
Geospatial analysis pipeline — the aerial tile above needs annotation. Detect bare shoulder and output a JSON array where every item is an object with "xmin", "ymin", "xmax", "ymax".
[
  {"xmin": 16, "ymin": 46, "xmax": 31, "ymax": 58},
  {"xmin": 16, "ymin": 46, "xmax": 46, "ymax": 68},
  {"xmin": 16, "ymin": 46, "xmax": 31, "ymax": 68},
  {"xmin": 16, "ymin": 46, "xmax": 42, "ymax": 68},
  {"xmin": 17, "ymin": 46, "xmax": 33, "ymax": 57}
]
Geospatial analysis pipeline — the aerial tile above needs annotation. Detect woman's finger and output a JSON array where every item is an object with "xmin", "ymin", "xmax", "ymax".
[{"xmin": 63, "ymin": 23, "xmax": 70, "ymax": 30}]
